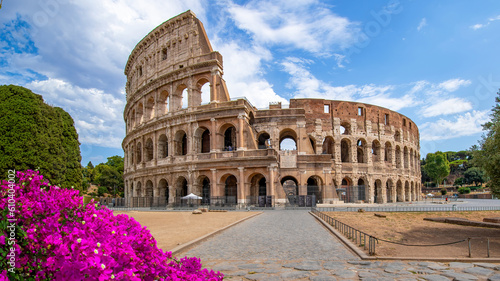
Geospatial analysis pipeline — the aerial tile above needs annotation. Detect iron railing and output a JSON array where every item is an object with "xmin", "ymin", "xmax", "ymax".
[
  {"xmin": 316, "ymin": 205, "xmax": 500, "ymax": 212},
  {"xmin": 311, "ymin": 208, "xmax": 378, "ymax": 255}
]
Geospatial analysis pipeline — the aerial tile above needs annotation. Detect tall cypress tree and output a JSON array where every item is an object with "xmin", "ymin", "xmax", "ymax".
[{"xmin": 0, "ymin": 85, "xmax": 83, "ymax": 189}]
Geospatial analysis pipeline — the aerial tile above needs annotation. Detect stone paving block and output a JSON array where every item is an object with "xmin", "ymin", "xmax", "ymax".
[
  {"xmin": 238, "ymin": 263, "xmax": 264, "ymax": 270},
  {"xmin": 309, "ymin": 275, "xmax": 337, "ymax": 281},
  {"xmin": 243, "ymin": 273, "xmax": 271, "ymax": 280},
  {"xmin": 488, "ymin": 274, "xmax": 500, "ymax": 281},
  {"xmin": 473, "ymin": 263, "xmax": 498, "ymax": 269},
  {"xmin": 442, "ymin": 271, "xmax": 479, "ymax": 281},
  {"xmin": 421, "ymin": 275, "xmax": 452, "ymax": 281},
  {"xmin": 294, "ymin": 261, "xmax": 322, "ymax": 271},
  {"xmin": 225, "ymin": 270, "xmax": 247, "ymax": 276},
  {"xmin": 323, "ymin": 261, "xmax": 345, "ymax": 270},
  {"xmin": 281, "ymin": 271, "xmax": 311, "ymax": 279},
  {"xmin": 464, "ymin": 266, "xmax": 494, "ymax": 276},
  {"xmin": 449, "ymin": 262, "xmax": 475, "ymax": 269},
  {"xmin": 212, "ymin": 264, "xmax": 239, "ymax": 271},
  {"xmin": 332, "ymin": 269, "xmax": 357, "ymax": 278}
]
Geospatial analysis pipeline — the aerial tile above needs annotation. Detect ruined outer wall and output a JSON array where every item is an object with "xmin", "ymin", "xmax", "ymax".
[{"xmin": 122, "ymin": 11, "xmax": 421, "ymax": 207}]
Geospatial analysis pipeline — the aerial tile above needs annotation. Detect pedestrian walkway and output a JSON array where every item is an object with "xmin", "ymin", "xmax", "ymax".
[
  {"xmin": 181, "ymin": 210, "xmax": 500, "ymax": 280},
  {"xmin": 183, "ymin": 210, "xmax": 356, "ymax": 261}
]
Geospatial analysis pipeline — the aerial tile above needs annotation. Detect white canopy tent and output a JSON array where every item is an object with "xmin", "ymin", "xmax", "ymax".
[{"xmin": 181, "ymin": 193, "xmax": 202, "ymax": 200}]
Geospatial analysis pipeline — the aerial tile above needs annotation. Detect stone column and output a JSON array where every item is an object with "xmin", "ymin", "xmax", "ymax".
[
  {"xmin": 210, "ymin": 118, "xmax": 217, "ymax": 153},
  {"xmin": 210, "ymin": 168, "xmax": 217, "ymax": 197},
  {"xmin": 237, "ymin": 114, "xmax": 246, "ymax": 151},
  {"xmin": 238, "ymin": 167, "xmax": 245, "ymax": 204},
  {"xmin": 211, "ymin": 68, "xmax": 219, "ymax": 102}
]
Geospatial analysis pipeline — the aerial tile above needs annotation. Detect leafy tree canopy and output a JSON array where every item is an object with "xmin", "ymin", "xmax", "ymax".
[
  {"xmin": 463, "ymin": 167, "xmax": 486, "ymax": 186},
  {"xmin": 474, "ymin": 90, "xmax": 500, "ymax": 197},
  {"xmin": 0, "ymin": 85, "xmax": 82, "ymax": 189},
  {"xmin": 423, "ymin": 151, "xmax": 450, "ymax": 186}
]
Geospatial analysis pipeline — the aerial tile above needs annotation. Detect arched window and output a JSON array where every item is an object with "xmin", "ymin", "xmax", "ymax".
[
  {"xmin": 136, "ymin": 142, "xmax": 142, "ymax": 163},
  {"xmin": 396, "ymin": 146, "xmax": 402, "ymax": 168},
  {"xmin": 145, "ymin": 180, "xmax": 153, "ymax": 197},
  {"xmin": 372, "ymin": 140, "xmax": 381, "ymax": 162},
  {"xmin": 341, "ymin": 139, "xmax": 350, "ymax": 163},
  {"xmin": 322, "ymin": 137, "xmax": 335, "ymax": 155},
  {"xmin": 258, "ymin": 132, "xmax": 270, "ymax": 149},
  {"xmin": 224, "ymin": 126, "xmax": 237, "ymax": 151},
  {"xmin": 201, "ymin": 129, "xmax": 210, "ymax": 153},
  {"xmin": 356, "ymin": 139, "xmax": 366, "ymax": 163},
  {"xmin": 174, "ymin": 131, "xmax": 188, "ymax": 155},
  {"xmin": 158, "ymin": 134, "xmax": 168, "ymax": 158},
  {"xmin": 384, "ymin": 142, "xmax": 392, "ymax": 162},
  {"xmin": 145, "ymin": 138, "xmax": 153, "ymax": 161},
  {"xmin": 145, "ymin": 96, "xmax": 154, "ymax": 120}
]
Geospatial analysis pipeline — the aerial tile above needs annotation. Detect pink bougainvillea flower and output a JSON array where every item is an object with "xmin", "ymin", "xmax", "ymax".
[{"xmin": 0, "ymin": 170, "xmax": 223, "ymax": 281}]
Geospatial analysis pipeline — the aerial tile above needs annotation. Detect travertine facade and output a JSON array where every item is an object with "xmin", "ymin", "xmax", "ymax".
[{"xmin": 122, "ymin": 11, "xmax": 421, "ymax": 207}]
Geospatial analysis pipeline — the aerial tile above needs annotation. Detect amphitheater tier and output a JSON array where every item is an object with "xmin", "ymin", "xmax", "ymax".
[{"xmin": 122, "ymin": 11, "xmax": 421, "ymax": 207}]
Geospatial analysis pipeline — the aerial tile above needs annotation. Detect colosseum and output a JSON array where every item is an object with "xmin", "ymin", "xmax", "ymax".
[{"xmin": 122, "ymin": 10, "xmax": 421, "ymax": 208}]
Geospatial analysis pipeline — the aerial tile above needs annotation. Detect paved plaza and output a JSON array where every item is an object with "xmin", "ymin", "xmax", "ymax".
[{"xmin": 181, "ymin": 203, "xmax": 500, "ymax": 280}]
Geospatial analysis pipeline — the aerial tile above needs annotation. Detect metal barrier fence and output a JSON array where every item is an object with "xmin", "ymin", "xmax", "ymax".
[
  {"xmin": 246, "ymin": 195, "xmax": 275, "ymax": 208},
  {"xmin": 316, "ymin": 205, "xmax": 500, "ymax": 212},
  {"xmin": 311, "ymin": 208, "xmax": 378, "ymax": 255}
]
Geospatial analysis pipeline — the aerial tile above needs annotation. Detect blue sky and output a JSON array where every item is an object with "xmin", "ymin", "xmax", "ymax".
[{"xmin": 1, "ymin": 0, "xmax": 499, "ymax": 166}]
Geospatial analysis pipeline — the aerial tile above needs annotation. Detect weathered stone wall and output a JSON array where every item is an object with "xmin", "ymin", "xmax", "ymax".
[{"xmin": 122, "ymin": 11, "xmax": 421, "ymax": 207}]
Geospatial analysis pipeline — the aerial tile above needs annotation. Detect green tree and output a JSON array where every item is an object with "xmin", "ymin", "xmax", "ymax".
[
  {"xmin": 474, "ymin": 90, "xmax": 500, "ymax": 197},
  {"xmin": 0, "ymin": 85, "xmax": 82, "ymax": 189},
  {"xmin": 93, "ymin": 156, "xmax": 124, "ymax": 196},
  {"xmin": 423, "ymin": 151, "xmax": 450, "ymax": 186},
  {"xmin": 458, "ymin": 187, "xmax": 471, "ymax": 194},
  {"xmin": 440, "ymin": 188, "xmax": 447, "ymax": 196},
  {"xmin": 463, "ymin": 167, "xmax": 486, "ymax": 186},
  {"xmin": 454, "ymin": 177, "xmax": 465, "ymax": 187}
]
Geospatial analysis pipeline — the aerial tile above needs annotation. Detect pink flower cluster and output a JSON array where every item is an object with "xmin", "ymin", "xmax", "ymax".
[{"xmin": 0, "ymin": 170, "xmax": 223, "ymax": 280}]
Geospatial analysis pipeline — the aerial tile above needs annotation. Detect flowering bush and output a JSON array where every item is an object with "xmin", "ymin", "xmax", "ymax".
[{"xmin": 0, "ymin": 170, "xmax": 223, "ymax": 280}]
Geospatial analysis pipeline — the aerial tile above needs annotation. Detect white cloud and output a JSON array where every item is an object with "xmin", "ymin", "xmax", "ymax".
[
  {"xmin": 213, "ymin": 40, "xmax": 287, "ymax": 108},
  {"xmin": 438, "ymin": 78, "xmax": 471, "ymax": 92},
  {"xmin": 470, "ymin": 14, "xmax": 500, "ymax": 30},
  {"xmin": 420, "ymin": 98, "xmax": 473, "ymax": 117},
  {"xmin": 226, "ymin": 0, "xmax": 360, "ymax": 55},
  {"xmin": 281, "ymin": 58, "xmax": 415, "ymax": 111},
  {"xmin": 420, "ymin": 110, "xmax": 490, "ymax": 141},
  {"xmin": 24, "ymin": 78, "xmax": 125, "ymax": 148},
  {"xmin": 417, "ymin": 18, "xmax": 427, "ymax": 31}
]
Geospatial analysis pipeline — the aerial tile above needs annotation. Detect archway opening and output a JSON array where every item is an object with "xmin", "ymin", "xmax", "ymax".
[
  {"xmin": 225, "ymin": 175, "xmax": 237, "ymax": 205},
  {"xmin": 158, "ymin": 134, "xmax": 168, "ymax": 158},
  {"xmin": 145, "ymin": 138, "xmax": 153, "ymax": 161},
  {"xmin": 341, "ymin": 139, "xmax": 350, "ymax": 162},
  {"xmin": 202, "ymin": 178, "xmax": 210, "ymax": 205},
  {"xmin": 224, "ymin": 126, "xmax": 237, "ymax": 151},
  {"xmin": 201, "ymin": 129, "xmax": 210, "ymax": 153},
  {"xmin": 307, "ymin": 177, "xmax": 322, "ymax": 204},
  {"xmin": 258, "ymin": 132, "xmax": 271, "ymax": 149}
]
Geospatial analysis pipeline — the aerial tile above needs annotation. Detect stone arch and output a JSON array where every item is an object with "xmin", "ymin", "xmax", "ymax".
[
  {"xmin": 281, "ymin": 176, "xmax": 299, "ymax": 196},
  {"xmin": 307, "ymin": 176, "xmax": 323, "ymax": 203},
  {"xmin": 249, "ymin": 173, "xmax": 267, "ymax": 197},
  {"xmin": 131, "ymin": 109, "xmax": 136, "ymax": 128},
  {"xmin": 404, "ymin": 146, "xmax": 409, "ymax": 169},
  {"xmin": 309, "ymin": 135, "xmax": 317, "ymax": 154},
  {"xmin": 410, "ymin": 148, "xmax": 414, "ymax": 169},
  {"xmin": 374, "ymin": 179, "xmax": 383, "ymax": 204},
  {"xmin": 357, "ymin": 178, "xmax": 367, "ymax": 202},
  {"xmin": 357, "ymin": 138, "xmax": 367, "ymax": 163},
  {"xmin": 158, "ymin": 90, "xmax": 169, "ymax": 115},
  {"xmin": 175, "ymin": 176, "xmax": 189, "ymax": 199},
  {"xmin": 322, "ymin": 136, "xmax": 335, "ymax": 155},
  {"xmin": 145, "ymin": 137, "xmax": 154, "ymax": 161},
  {"xmin": 411, "ymin": 181, "xmax": 415, "ymax": 201},
  {"xmin": 384, "ymin": 141, "xmax": 392, "ymax": 163},
  {"xmin": 257, "ymin": 132, "xmax": 271, "ymax": 149},
  {"xmin": 372, "ymin": 140, "xmax": 381, "ymax": 162},
  {"xmin": 136, "ymin": 102, "xmax": 143, "ymax": 125},
  {"xmin": 130, "ymin": 144, "xmax": 135, "ymax": 165},
  {"xmin": 145, "ymin": 96, "xmax": 155, "ymax": 120},
  {"xmin": 395, "ymin": 145, "xmax": 402, "ymax": 168},
  {"xmin": 194, "ymin": 175, "xmax": 210, "ymax": 205},
  {"xmin": 194, "ymin": 127, "xmax": 210, "ymax": 153},
  {"xmin": 158, "ymin": 134, "xmax": 168, "ymax": 158},
  {"xmin": 220, "ymin": 123, "xmax": 237, "ymax": 151},
  {"xmin": 135, "ymin": 181, "xmax": 142, "ymax": 197},
  {"xmin": 386, "ymin": 179, "xmax": 395, "ymax": 203},
  {"xmin": 395, "ymin": 131, "xmax": 401, "ymax": 142},
  {"xmin": 396, "ymin": 180, "xmax": 404, "ymax": 202},
  {"xmin": 341, "ymin": 138, "xmax": 351, "ymax": 163},
  {"xmin": 195, "ymin": 77, "xmax": 211, "ymax": 106},
  {"xmin": 279, "ymin": 128, "xmax": 298, "ymax": 151},
  {"xmin": 405, "ymin": 181, "xmax": 410, "ymax": 201},
  {"xmin": 136, "ymin": 142, "xmax": 142, "ymax": 163},
  {"xmin": 158, "ymin": 178, "xmax": 168, "ymax": 201},
  {"xmin": 145, "ymin": 180, "xmax": 154, "ymax": 197},
  {"xmin": 248, "ymin": 112, "xmax": 255, "ymax": 126},
  {"xmin": 172, "ymin": 84, "xmax": 187, "ymax": 111},
  {"xmin": 174, "ymin": 130, "xmax": 188, "ymax": 155},
  {"xmin": 340, "ymin": 121, "xmax": 351, "ymax": 135},
  {"xmin": 220, "ymin": 174, "xmax": 238, "ymax": 205}
]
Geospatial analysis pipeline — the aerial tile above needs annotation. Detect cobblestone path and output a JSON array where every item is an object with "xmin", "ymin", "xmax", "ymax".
[{"xmin": 181, "ymin": 211, "xmax": 500, "ymax": 280}]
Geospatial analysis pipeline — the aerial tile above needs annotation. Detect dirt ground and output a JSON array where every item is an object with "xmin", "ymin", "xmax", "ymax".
[
  {"xmin": 326, "ymin": 211, "xmax": 500, "ymax": 258},
  {"xmin": 113, "ymin": 211, "xmax": 256, "ymax": 252}
]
